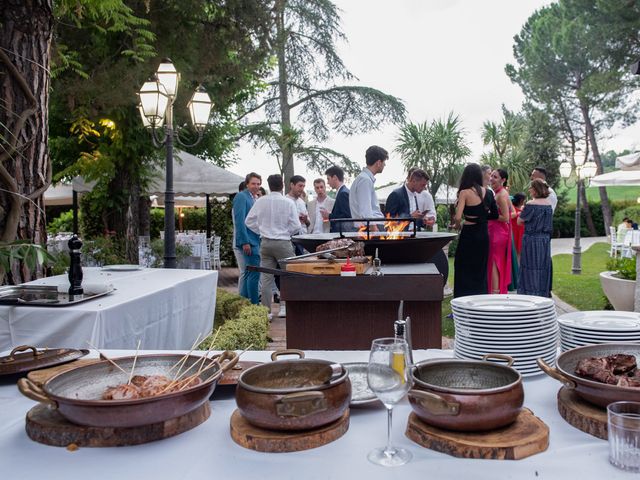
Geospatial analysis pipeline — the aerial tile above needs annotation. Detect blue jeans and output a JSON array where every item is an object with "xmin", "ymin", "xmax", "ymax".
[{"xmin": 240, "ymin": 251, "xmax": 260, "ymax": 304}]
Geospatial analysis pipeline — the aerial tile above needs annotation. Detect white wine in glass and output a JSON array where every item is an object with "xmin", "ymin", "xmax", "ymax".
[{"xmin": 367, "ymin": 337, "xmax": 412, "ymax": 467}]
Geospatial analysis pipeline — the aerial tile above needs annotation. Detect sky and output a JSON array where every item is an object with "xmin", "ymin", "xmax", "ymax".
[{"xmin": 229, "ymin": 0, "xmax": 640, "ymax": 189}]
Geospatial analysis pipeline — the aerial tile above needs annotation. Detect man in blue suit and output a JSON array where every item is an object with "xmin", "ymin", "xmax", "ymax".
[
  {"xmin": 385, "ymin": 168, "xmax": 430, "ymax": 227},
  {"xmin": 325, "ymin": 165, "xmax": 351, "ymax": 232},
  {"xmin": 233, "ymin": 172, "xmax": 261, "ymax": 304}
]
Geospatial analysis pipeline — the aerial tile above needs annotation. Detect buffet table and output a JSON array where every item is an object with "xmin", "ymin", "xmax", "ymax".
[
  {"xmin": 0, "ymin": 349, "xmax": 629, "ymax": 479},
  {"xmin": 0, "ymin": 268, "xmax": 217, "ymax": 352},
  {"xmin": 281, "ymin": 263, "xmax": 443, "ymax": 350}
]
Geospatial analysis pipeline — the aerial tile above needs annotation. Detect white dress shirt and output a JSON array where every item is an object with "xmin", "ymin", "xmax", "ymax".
[
  {"xmin": 287, "ymin": 194, "xmax": 309, "ymax": 235},
  {"xmin": 245, "ymin": 192, "xmax": 301, "ymax": 240},
  {"xmin": 349, "ymin": 168, "xmax": 383, "ymax": 219},
  {"xmin": 417, "ymin": 189, "xmax": 436, "ymax": 219},
  {"xmin": 405, "ymin": 185, "xmax": 420, "ymax": 213},
  {"xmin": 547, "ymin": 187, "xmax": 558, "ymax": 212}
]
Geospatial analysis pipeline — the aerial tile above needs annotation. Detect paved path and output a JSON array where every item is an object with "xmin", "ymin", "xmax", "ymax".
[{"xmin": 550, "ymin": 236, "xmax": 607, "ymax": 256}]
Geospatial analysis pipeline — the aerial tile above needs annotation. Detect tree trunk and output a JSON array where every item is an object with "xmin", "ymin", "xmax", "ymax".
[
  {"xmin": 125, "ymin": 182, "xmax": 140, "ymax": 264},
  {"xmin": 275, "ymin": 0, "xmax": 294, "ymax": 190},
  {"xmin": 579, "ymin": 102, "xmax": 612, "ymax": 234},
  {"xmin": 138, "ymin": 196, "xmax": 151, "ymax": 236},
  {"xmin": 579, "ymin": 183, "xmax": 597, "ymax": 236},
  {"xmin": 0, "ymin": 0, "xmax": 53, "ymax": 282}
]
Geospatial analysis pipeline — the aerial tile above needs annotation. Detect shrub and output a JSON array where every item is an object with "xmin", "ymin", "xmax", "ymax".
[
  {"xmin": 606, "ymin": 256, "xmax": 637, "ymax": 281},
  {"xmin": 613, "ymin": 205, "xmax": 640, "ymax": 228},
  {"xmin": 81, "ymin": 236, "xmax": 127, "ymax": 266},
  {"xmin": 214, "ymin": 289, "xmax": 250, "ymax": 328},
  {"xmin": 206, "ymin": 304, "xmax": 270, "ymax": 351},
  {"xmin": 149, "ymin": 238, "xmax": 193, "ymax": 268},
  {"xmin": 47, "ymin": 210, "xmax": 75, "ymax": 234}
]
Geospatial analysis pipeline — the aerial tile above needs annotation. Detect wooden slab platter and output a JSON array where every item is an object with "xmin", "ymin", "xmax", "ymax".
[
  {"xmin": 285, "ymin": 257, "xmax": 370, "ymax": 275},
  {"xmin": 230, "ymin": 409, "xmax": 349, "ymax": 452},
  {"xmin": 557, "ymin": 386, "xmax": 608, "ymax": 440},
  {"xmin": 405, "ymin": 408, "xmax": 549, "ymax": 460},
  {"xmin": 26, "ymin": 402, "xmax": 210, "ymax": 448}
]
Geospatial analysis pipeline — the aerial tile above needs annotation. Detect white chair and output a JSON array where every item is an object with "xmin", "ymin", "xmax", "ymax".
[
  {"xmin": 210, "ymin": 236, "xmax": 222, "ymax": 270},
  {"xmin": 610, "ymin": 226, "xmax": 624, "ymax": 258}
]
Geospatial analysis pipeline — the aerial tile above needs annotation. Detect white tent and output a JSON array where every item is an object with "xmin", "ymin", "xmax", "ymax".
[
  {"xmin": 590, "ymin": 151, "xmax": 640, "ymax": 186},
  {"xmin": 45, "ymin": 151, "xmax": 244, "ymax": 205},
  {"xmin": 376, "ymin": 182, "xmax": 457, "ymax": 205}
]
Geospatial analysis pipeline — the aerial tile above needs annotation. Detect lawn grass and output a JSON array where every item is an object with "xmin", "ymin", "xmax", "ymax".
[
  {"xmin": 559, "ymin": 185, "xmax": 639, "ymax": 204},
  {"xmin": 442, "ymin": 258, "xmax": 454, "ymax": 338},
  {"xmin": 551, "ymin": 242, "xmax": 610, "ymax": 310}
]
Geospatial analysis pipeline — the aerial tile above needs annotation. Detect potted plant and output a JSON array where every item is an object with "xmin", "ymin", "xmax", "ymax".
[{"xmin": 600, "ymin": 256, "xmax": 637, "ymax": 311}]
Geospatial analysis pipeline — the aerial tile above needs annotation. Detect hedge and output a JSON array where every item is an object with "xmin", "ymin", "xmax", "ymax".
[
  {"xmin": 214, "ymin": 289, "xmax": 250, "ymax": 329},
  {"xmin": 552, "ymin": 200, "xmax": 638, "ymax": 238}
]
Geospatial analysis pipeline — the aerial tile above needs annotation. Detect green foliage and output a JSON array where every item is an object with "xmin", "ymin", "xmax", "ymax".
[
  {"xmin": 613, "ymin": 206, "xmax": 640, "ymax": 227},
  {"xmin": 47, "ymin": 211, "xmax": 75, "ymax": 234},
  {"xmin": 552, "ymin": 200, "xmax": 638, "ymax": 238},
  {"xmin": 395, "ymin": 112, "xmax": 470, "ymax": 198},
  {"xmin": 0, "ymin": 242, "xmax": 57, "ymax": 284},
  {"xmin": 149, "ymin": 239, "xmax": 193, "ymax": 268},
  {"xmin": 606, "ymin": 257, "xmax": 637, "ymax": 281},
  {"xmin": 214, "ymin": 289, "xmax": 251, "ymax": 329},
  {"xmin": 204, "ymin": 303, "xmax": 270, "ymax": 351},
  {"xmin": 81, "ymin": 237, "xmax": 127, "ymax": 266}
]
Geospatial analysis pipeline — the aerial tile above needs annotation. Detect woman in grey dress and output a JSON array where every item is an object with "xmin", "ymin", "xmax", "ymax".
[{"xmin": 517, "ymin": 179, "xmax": 553, "ymax": 297}]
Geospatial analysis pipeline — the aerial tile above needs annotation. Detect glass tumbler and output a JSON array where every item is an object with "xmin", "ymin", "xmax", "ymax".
[{"xmin": 608, "ymin": 401, "xmax": 640, "ymax": 472}]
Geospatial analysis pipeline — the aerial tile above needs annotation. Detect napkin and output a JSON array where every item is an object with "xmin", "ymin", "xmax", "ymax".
[{"xmin": 56, "ymin": 282, "xmax": 114, "ymax": 294}]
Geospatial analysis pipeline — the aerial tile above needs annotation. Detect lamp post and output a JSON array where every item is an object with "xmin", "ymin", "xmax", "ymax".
[
  {"xmin": 138, "ymin": 58, "xmax": 212, "ymax": 268},
  {"xmin": 559, "ymin": 157, "xmax": 597, "ymax": 274}
]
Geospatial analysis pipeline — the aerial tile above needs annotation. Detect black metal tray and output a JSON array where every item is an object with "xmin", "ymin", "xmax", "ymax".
[{"xmin": 0, "ymin": 285, "xmax": 114, "ymax": 307}]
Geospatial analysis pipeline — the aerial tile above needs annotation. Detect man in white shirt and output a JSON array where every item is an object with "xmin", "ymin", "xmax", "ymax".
[
  {"xmin": 246, "ymin": 174, "xmax": 301, "ymax": 313},
  {"xmin": 307, "ymin": 178, "xmax": 335, "ymax": 233},
  {"xmin": 286, "ymin": 175, "xmax": 309, "ymax": 255},
  {"xmin": 531, "ymin": 167, "xmax": 557, "ymax": 212},
  {"xmin": 349, "ymin": 145, "xmax": 387, "ymax": 221}
]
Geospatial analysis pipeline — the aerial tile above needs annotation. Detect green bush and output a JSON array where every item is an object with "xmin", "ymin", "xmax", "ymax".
[
  {"xmin": 214, "ymin": 288, "xmax": 250, "ymax": 328},
  {"xmin": 81, "ymin": 236, "xmax": 127, "ymax": 266},
  {"xmin": 149, "ymin": 238, "xmax": 193, "ymax": 268},
  {"xmin": 606, "ymin": 256, "xmax": 637, "ymax": 281},
  {"xmin": 613, "ymin": 205, "xmax": 640, "ymax": 227},
  {"xmin": 47, "ymin": 211, "xmax": 75, "ymax": 234},
  {"xmin": 205, "ymin": 304, "xmax": 270, "ymax": 351},
  {"xmin": 552, "ymin": 200, "xmax": 638, "ymax": 238}
]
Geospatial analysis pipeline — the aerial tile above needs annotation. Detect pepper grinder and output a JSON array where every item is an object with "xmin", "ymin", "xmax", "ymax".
[{"xmin": 68, "ymin": 235, "xmax": 84, "ymax": 296}]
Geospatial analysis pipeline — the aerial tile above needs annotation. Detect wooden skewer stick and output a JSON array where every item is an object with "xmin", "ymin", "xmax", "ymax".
[
  {"xmin": 171, "ymin": 333, "xmax": 203, "ymax": 380},
  {"xmin": 85, "ymin": 341, "xmax": 128, "ymax": 375},
  {"xmin": 127, "ymin": 339, "xmax": 141, "ymax": 385},
  {"xmin": 166, "ymin": 333, "xmax": 202, "ymax": 376},
  {"xmin": 179, "ymin": 345, "xmax": 253, "ymax": 391}
]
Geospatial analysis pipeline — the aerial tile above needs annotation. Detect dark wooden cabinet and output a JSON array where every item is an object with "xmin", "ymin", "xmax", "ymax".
[{"xmin": 280, "ymin": 271, "xmax": 443, "ymax": 350}]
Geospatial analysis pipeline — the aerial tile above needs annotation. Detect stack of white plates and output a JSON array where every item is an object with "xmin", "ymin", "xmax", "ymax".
[
  {"xmin": 558, "ymin": 311, "xmax": 640, "ymax": 352},
  {"xmin": 451, "ymin": 294, "xmax": 558, "ymax": 377}
]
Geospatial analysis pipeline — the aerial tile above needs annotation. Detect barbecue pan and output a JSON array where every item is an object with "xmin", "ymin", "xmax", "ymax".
[
  {"xmin": 18, "ymin": 351, "xmax": 238, "ymax": 427},
  {"xmin": 538, "ymin": 343, "xmax": 640, "ymax": 408},
  {"xmin": 408, "ymin": 355, "xmax": 523, "ymax": 431}
]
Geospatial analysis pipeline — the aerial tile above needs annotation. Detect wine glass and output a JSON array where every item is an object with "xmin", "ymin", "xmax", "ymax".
[{"xmin": 367, "ymin": 337, "xmax": 412, "ymax": 467}]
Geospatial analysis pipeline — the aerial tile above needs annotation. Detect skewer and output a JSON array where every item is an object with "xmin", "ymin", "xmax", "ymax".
[
  {"xmin": 170, "ymin": 333, "xmax": 202, "ymax": 380},
  {"xmin": 178, "ymin": 344, "xmax": 253, "ymax": 391},
  {"xmin": 85, "ymin": 341, "xmax": 128, "ymax": 375},
  {"xmin": 127, "ymin": 339, "xmax": 141, "ymax": 385},
  {"xmin": 166, "ymin": 333, "xmax": 202, "ymax": 376}
]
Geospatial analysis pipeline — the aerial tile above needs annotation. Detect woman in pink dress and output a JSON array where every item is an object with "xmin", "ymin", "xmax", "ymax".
[{"xmin": 487, "ymin": 169, "xmax": 512, "ymax": 294}]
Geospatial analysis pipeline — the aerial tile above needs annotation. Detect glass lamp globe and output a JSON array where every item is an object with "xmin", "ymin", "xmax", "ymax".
[
  {"xmin": 187, "ymin": 85, "xmax": 213, "ymax": 130},
  {"xmin": 559, "ymin": 161, "xmax": 573, "ymax": 179},
  {"xmin": 138, "ymin": 76, "xmax": 169, "ymax": 127},
  {"xmin": 156, "ymin": 58, "xmax": 180, "ymax": 99}
]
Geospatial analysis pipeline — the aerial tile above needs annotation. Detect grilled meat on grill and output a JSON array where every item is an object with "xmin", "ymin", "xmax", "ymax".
[{"xmin": 316, "ymin": 239, "xmax": 365, "ymax": 257}]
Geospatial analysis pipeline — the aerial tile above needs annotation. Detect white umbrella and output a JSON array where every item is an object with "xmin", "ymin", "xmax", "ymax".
[{"xmin": 590, "ymin": 169, "xmax": 640, "ymax": 187}]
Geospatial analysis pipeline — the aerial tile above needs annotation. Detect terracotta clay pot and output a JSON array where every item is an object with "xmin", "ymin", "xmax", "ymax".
[
  {"xmin": 236, "ymin": 350, "xmax": 351, "ymax": 431},
  {"xmin": 408, "ymin": 355, "xmax": 523, "ymax": 432}
]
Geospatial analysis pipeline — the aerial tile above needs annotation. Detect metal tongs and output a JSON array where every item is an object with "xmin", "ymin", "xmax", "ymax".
[{"xmin": 279, "ymin": 244, "xmax": 357, "ymax": 264}]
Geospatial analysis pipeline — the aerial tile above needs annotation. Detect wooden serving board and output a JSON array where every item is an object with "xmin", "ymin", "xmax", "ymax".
[
  {"xmin": 285, "ymin": 258, "xmax": 370, "ymax": 275},
  {"xmin": 27, "ymin": 359, "xmax": 102, "ymax": 386},
  {"xmin": 25, "ymin": 402, "xmax": 210, "ymax": 448},
  {"xmin": 405, "ymin": 408, "xmax": 549, "ymax": 460},
  {"xmin": 557, "ymin": 386, "xmax": 608, "ymax": 440},
  {"xmin": 230, "ymin": 409, "xmax": 349, "ymax": 452}
]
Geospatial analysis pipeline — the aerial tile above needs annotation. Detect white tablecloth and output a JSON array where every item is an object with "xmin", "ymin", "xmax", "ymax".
[
  {"xmin": 0, "ymin": 268, "xmax": 217, "ymax": 352},
  {"xmin": 0, "ymin": 349, "xmax": 631, "ymax": 479}
]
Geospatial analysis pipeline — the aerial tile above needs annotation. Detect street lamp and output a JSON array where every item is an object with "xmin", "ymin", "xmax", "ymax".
[
  {"xmin": 138, "ymin": 58, "xmax": 212, "ymax": 268},
  {"xmin": 559, "ymin": 156, "xmax": 597, "ymax": 274}
]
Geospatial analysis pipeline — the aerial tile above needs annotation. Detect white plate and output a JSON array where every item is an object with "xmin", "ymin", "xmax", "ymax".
[
  {"xmin": 456, "ymin": 332, "xmax": 559, "ymax": 347},
  {"xmin": 451, "ymin": 294, "xmax": 555, "ymax": 312},
  {"xmin": 454, "ymin": 316, "xmax": 556, "ymax": 330},
  {"xmin": 456, "ymin": 325, "xmax": 558, "ymax": 340},
  {"xmin": 453, "ymin": 350, "xmax": 554, "ymax": 377},
  {"xmin": 453, "ymin": 312, "xmax": 556, "ymax": 329},
  {"xmin": 558, "ymin": 311, "xmax": 640, "ymax": 332},
  {"xmin": 559, "ymin": 329, "xmax": 640, "ymax": 343},
  {"xmin": 454, "ymin": 340, "xmax": 557, "ymax": 358},
  {"xmin": 452, "ymin": 305, "xmax": 556, "ymax": 318},
  {"xmin": 101, "ymin": 264, "xmax": 143, "ymax": 272}
]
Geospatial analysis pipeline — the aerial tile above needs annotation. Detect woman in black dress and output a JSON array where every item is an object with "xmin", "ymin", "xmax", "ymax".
[{"xmin": 453, "ymin": 163, "xmax": 498, "ymax": 298}]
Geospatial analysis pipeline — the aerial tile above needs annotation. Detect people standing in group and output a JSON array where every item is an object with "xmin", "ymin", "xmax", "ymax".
[
  {"xmin": 518, "ymin": 179, "xmax": 553, "ymax": 297},
  {"xmin": 530, "ymin": 167, "xmax": 557, "ymax": 212},
  {"xmin": 325, "ymin": 165, "xmax": 351, "ymax": 232},
  {"xmin": 231, "ymin": 181, "xmax": 246, "ymax": 294},
  {"xmin": 307, "ymin": 178, "xmax": 335, "ymax": 234},
  {"xmin": 452, "ymin": 163, "xmax": 498, "ymax": 298},
  {"xmin": 349, "ymin": 145, "xmax": 387, "ymax": 222},
  {"xmin": 233, "ymin": 173, "xmax": 262, "ymax": 304},
  {"xmin": 487, "ymin": 168, "xmax": 512, "ymax": 294},
  {"xmin": 481, "ymin": 165, "xmax": 492, "ymax": 189},
  {"xmin": 287, "ymin": 175, "xmax": 309, "ymax": 255},
  {"xmin": 245, "ymin": 174, "xmax": 301, "ymax": 318},
  {"xmin": 617, "ymin": 217, "xmax": 633, "ymax": 243},
  {"xmin": 511, "ymin": 193, "xmax": 526, "ymax": 261},
  {"xmin": 385, "ymin": 168, "xmax": 430, "ymax": 226}
]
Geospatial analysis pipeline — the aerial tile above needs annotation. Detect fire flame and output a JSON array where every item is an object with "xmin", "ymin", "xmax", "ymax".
[{"xmin": 357, "ymin": 214, "xmax": 410, "ymax": 240}]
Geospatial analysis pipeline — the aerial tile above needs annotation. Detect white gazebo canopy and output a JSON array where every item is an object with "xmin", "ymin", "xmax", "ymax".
[
  {"xmin": 590, "ymin": 151, "xmax": 640, "ymax": 186},
  {"xmin": 45, "ymin": 151, "xmax": 244, "ymax": 204}
]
